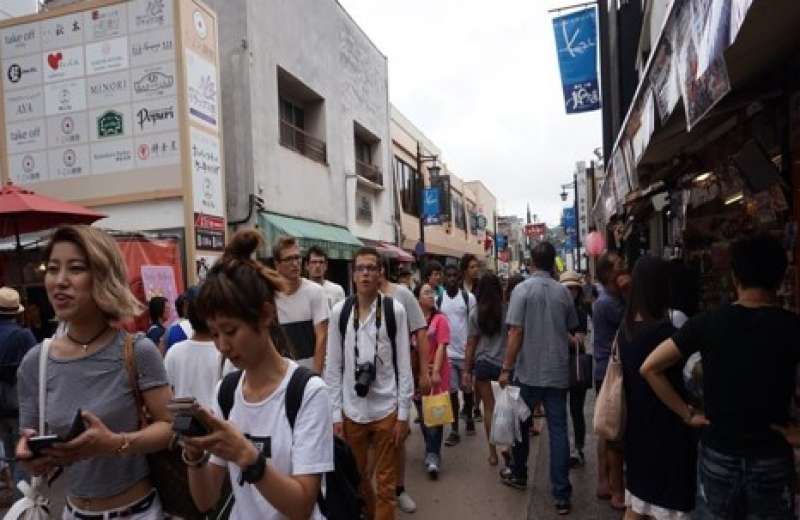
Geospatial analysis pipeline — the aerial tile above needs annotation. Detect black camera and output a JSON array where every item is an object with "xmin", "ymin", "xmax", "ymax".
[{"xmin": 354, "ymin": 362, "xmax": 376, "ymax": 397}]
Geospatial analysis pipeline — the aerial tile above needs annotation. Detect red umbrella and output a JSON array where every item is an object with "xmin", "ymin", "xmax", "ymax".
[{"xmin": 0, "ymin": 181, "xmax": 105, "ymax": 249}]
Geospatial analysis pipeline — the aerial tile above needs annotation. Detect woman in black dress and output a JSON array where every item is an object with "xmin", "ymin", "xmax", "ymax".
[{"xmin": 619, "ymin": 257, "xmax": 696, "ymax": 519}]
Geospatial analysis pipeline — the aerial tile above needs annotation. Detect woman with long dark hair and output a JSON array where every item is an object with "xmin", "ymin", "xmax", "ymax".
[
  {"xmin": 463, "ymin": 273, "xmax": 510, "ymax": 466},
  {"xmin": 619, "ymin": 257, "xmax": 695, "ymax": 519}
]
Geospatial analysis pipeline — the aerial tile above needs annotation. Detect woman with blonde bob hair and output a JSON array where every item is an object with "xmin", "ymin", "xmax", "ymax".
[{"xmin": 16, "ymin": 224, "xmax": 173, "ymax": 519}]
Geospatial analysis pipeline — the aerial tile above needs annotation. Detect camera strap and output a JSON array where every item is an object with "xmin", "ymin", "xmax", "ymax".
[{"xmin": 353, "ymin": 295, "xmax": 382, "ymax": 369}]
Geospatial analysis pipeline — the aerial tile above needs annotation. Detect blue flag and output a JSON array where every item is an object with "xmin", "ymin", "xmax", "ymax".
[
  {"xmin": 553, "ymin": 7, "xmax": 600, "ymax": 114},
  {"xmin": 423, "ymin": 187, "xmax": 441, "ymax": 225}
]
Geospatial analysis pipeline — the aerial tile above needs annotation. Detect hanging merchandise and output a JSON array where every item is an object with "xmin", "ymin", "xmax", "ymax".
[
  {"xmin": 586, "ymin": 231, "xmax": 606, "ymax": 256},
  {"xmin": 692, "ymin": 0, "xmax": 731, "ymax": 78}
]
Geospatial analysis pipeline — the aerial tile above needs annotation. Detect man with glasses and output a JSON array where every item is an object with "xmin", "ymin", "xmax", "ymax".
[
  {"xmin": 325, "ymin": 248, "xmax": 413, "ymax": 520},
  {"xmin": 306, "ymin": 245, "xmax": 346, "ymax": 309},
  {"xmin": 274, "ymin": 236, "xmax": 329, "ymax": 373}
]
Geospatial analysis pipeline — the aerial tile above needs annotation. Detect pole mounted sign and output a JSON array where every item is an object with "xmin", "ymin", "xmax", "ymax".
[
  {"xmin": 0, "ymin": 0, "xmax": 226, "ymax": 284},
  {"xmin": 422, "ymin": 186, "xmax": 441, "ymax": 225},
  {"xmin": 552, "ymin": 7, "xmax": 600, "ymax": 114}
]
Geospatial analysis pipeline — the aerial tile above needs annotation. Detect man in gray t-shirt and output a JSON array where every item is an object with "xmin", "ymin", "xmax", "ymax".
[{"xmin": 498, "ymin": 242, "xmax": 577, "ymax": 514}]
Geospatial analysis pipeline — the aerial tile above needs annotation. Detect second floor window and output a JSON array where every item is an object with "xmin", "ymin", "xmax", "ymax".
[
  {"xmin": 280, "ymin": 98, "xmax": 305, "ymax": 129},
  {"xmin": 452, "ymin": 190, "xmax": 466, "ymax": 230},
  {"xmin": 394, "ymin": 157, "xmax": 419, "ymax": 217}
]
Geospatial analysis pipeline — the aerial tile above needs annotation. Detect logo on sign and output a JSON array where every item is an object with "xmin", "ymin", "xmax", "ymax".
[
  {"xmin": 193, "ymin": 11, "xmax": 208, "ymax": 39},
  {"xmin": 47, "ymin": 52, "xmax": 63, "ymax": 70},
  {"xmin": 61, "ymin": 116, "xmax": 75, "ymax": 134},
  {"xmin": 90, "ymin": 78, "xmax": 127, "ymax": 96},
  {"xmin": 22, "ymin": 155, "xmax": 35, "ymax": 173},
  {"xmin": 7, "ymin": 63, "xmax": 37, "ymax": 83},
  {"xmin": 97, "ymin": 110, "xmax": 123, "ymax": 138},
  {"xmin": 58, "ymin": 88, "xmax": 71, "ymax": 104},
  {"xmin": 133, "ymin": 71, "xmax": 173, "ymax": 93},
  {"xmin": 138, "ymin": 143, "xmax": 150, "ymax": 160},
  {"xmin": 63, "ymin": 148, "xmax": 76, "ymax": 167},
  {"xmin": 136, "ymin": 105, "xmax": 174, "ymax": 130},
  {"xmin": 9, "ymin": 124, "xmax": 41, "ymax": 144},
  {"xmin": 4, "ymin": 28, "xmax": 36, "ymax": 47}
]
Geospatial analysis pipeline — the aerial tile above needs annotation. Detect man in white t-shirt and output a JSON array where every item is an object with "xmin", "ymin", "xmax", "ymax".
[
  {"xmin": 274, "ymin": 236, "xmax": 330, "ymax": 374},
  {"xmin": 306, "ymin": 245, "xmax": 346, "ymax": 309},
  {"xmin": 438, "ymin": 264, "xmax": 476, "ymax": 446},
  {"xmin": 164, "ymin": 293, "xmax": 229, "ymax": 409},
  {"xmin": 325, "ymin": 247, "xmax": 413, "ymax": 520}
]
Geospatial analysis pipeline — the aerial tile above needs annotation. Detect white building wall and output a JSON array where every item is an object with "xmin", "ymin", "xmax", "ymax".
[
  {"xmin": 0, "ymin": 0, "xmax": 37, "ymax": 19},
  {"xmin": 206, "ymin": 0, "xmax": 393, "ymax": 242}
]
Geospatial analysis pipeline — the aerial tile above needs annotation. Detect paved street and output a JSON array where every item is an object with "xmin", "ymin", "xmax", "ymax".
[{"xmin": 405, "ymin": 392, "xmax": 622, "ymax": 519}]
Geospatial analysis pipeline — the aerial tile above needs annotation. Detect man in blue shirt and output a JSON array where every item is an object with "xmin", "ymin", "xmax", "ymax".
[
  {"xmin": 592, "ymin": 252, "xmax": 627, "ymax": 510},
  {"xmin": 0, "ymin": 287, "xmax": 36, "ymax": 490}
]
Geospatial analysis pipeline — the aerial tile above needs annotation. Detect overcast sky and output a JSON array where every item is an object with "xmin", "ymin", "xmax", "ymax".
[{"xmin": 338, "ymin": 0, "xmax": 602, "ymax": 226}]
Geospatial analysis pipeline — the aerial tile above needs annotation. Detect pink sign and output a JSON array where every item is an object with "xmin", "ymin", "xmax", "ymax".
[{"xmin": 141, "ymin": 265, "xmax": 179, "ymax": 323}]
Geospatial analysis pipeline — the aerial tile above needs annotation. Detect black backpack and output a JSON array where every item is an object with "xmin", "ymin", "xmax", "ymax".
[
  {"xmin": 218, "ymin": 366, "xmax": 365, "ymax": 520},
  {"xmin": 337, "ymin": 295, "xmax": 399, "ymax": 384}
]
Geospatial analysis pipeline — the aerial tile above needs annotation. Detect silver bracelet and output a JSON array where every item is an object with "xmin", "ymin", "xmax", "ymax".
[{"xmin": 182, "ymin": 448, "xmax": 210, "ymax": 468}]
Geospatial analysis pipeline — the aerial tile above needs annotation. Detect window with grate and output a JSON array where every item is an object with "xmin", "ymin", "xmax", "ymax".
[
  {"xmin": 452, "ymin": 190, "xmax": 466, "ymax": 230},
  {"xmin": 356, "ymin": 190, "xmax": 373, "ymax": 222}
]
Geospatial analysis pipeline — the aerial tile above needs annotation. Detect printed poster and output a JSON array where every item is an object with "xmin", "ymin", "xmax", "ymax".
[
  {"xmin": 190, "ymin": 127, "xmax": 223, "ymax": 217},
  {"xmin": 184, "ymin": 48, "xmax": 218, "ymax": 128},
  {"xmin": 141, "ymin": 265, "xmax": 179, "ymax": 323},
  {"xmin": 649, "ymin": 15, "xmax": 680, "ymax": 123}
]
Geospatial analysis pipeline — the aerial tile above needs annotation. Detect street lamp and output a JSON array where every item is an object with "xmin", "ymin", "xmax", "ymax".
[{"xmin": 416, "ymin": 142, "xmax": 440, "ymax": 258}]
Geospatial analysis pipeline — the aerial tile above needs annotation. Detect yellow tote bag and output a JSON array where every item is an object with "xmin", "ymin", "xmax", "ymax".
[{"xmin": 422, "ymin": 391, "xmax": 454, "ymax": 428}]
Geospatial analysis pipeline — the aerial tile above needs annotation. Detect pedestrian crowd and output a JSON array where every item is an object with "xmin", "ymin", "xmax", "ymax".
[{"xmin": 0, "ymin": 224, "xmax": 798, "ymax": 519}]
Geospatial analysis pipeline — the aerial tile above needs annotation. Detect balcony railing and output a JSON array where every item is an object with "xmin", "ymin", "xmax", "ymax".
[
  {"xmin": 279, "ymin": 119, "xmax": 327, "ymax": 164},
  {"xmin": 356, "ymin": 159, "xmax": 383, "ymax": 186}
]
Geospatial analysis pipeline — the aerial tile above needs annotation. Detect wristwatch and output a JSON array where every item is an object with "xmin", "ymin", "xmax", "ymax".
[{"xmin": 239, "ymin": 451, "xmax": 267, "ymax": 485}]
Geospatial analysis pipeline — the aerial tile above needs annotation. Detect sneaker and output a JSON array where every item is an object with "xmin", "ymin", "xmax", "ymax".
[
  {"xmin": 465, "ymin": 421, "xmax": 476, "ymax": 436},
  {"xmin": 499, "ymin": 471, "xmax": 527, "ymax": 490},
  {"xmin": 397, "ymin": 491, "xmax": 417, "ymax": 513},
  {"xmin": 569, "ymin": 450, "xmax": 585, "ymax": 469},
  {"xmin": 555, "ymin": 501, "xmax": 571, "ymax": 515},
  {"xmin": 444, "ymin": 431, "xmax": 461, "ymax": 446},
  {"xmin": 473, "ymin": 408, "xmax": 483, "ymax": 422},
  {"xmin": 459, "ymin": 409, "xmax": 469, "ymax": 420},
  {"xmin": 426, "ymin": 461, "xmax": 439, "ymax": 480}
]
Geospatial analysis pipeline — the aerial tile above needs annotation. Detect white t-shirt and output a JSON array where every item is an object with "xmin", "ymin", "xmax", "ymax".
[
  {"xmin": 439, "ymin": 290, "xmax": 476, "ymax": 360},
  {"xmin": 320, "ymin": 280, "xmax": 346, "ymax": 310},
  {"xmin": 276, "ymin": 279, "xmax": 330, "ymax": 367},
  {"xmin": 164, "ymin": 339, "xmax": 225, "ymax": 409},
  {"xmin": 210, "ymin": 361, "xmax": 334, "ymax": 520}
]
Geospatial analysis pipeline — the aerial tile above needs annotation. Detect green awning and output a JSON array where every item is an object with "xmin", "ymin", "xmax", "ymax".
[{"xmin": 258, "ymin": 212, "xmax": 363, "ymax": 260}]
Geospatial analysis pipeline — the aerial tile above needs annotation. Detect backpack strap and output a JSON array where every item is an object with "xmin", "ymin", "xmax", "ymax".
[
  {"xmin": 285, "ymin": 366, "xmax": 315, "ymax": 430},
  {"xmin": 436, "ymin": 293, "xmax": 443, "ymax": 309},
  {"xmin": 461, "ymin": 289, "xmax": 470, "ymax": 309},
  {"xmin": 383, "ymin": 296, "xmax": 398, "ymax": 386},
  {"xmin": 218, "ymin": 370, "xmax": 243, "ymax": 420},
  {"xmin": 338, "ymin": 295, "xmax": 357, "ymax": 344}
]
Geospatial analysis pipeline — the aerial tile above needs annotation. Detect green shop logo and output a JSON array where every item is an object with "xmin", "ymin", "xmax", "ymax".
[{"xmin": 97, "ymin": 110, "xmax": 123, "ymax": 138}]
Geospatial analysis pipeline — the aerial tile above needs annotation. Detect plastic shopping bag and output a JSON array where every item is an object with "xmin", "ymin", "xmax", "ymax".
[
  {"xmin": 4, "ymin": 478, "xmax": 54, "ymax": 520},
  {"xmin": 490, "ymin": 382, "xmax": 517, "ymax": 446},
  {"xmin": 422, "ymin": 392, "xmax": 454, "ymax": 428}
]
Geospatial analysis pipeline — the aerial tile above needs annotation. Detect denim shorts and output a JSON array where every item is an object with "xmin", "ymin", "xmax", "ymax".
[
  {"xmin": 474, "ymin": 360, "xmax": 502, "ymax": 382},
  {"xmin": 695, "ymin": 443, "xmax": 795, "ymax": 519},
  {"xmin": 449, "ymin": 359, "xmax": 465, "ymax": 393}
]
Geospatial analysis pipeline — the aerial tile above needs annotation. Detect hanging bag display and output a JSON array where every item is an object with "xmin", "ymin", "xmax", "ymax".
[
  {"xmin": 593, "ymin": 331, "xmax": 626, "ymax": 441},
  {"xmin": 421, "ymin": 391, "xmax": 453, "ymax": 428}
]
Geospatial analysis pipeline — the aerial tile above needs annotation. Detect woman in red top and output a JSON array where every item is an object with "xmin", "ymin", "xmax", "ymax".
[{"xmin": 413, "ymin": 283, "xmax": 451, "ymax": 479}]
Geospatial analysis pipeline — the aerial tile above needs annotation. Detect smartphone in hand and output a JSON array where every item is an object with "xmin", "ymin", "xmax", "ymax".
[
  {"xmin": 169, "ymin": 397, "xmax": 210, "ymax": 437},
  {"xmin": 28, "ymin": 435, "xmax": 60, "ymax": 458},
  {"xmin": 65, "ymin": 408, "xmax": 86, "ymax": 441}
]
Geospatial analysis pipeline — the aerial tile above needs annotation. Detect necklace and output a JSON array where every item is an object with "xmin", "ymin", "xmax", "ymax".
[{"xmin": 67, "ymin": 325, "xmax": 110, "ymax": 352}]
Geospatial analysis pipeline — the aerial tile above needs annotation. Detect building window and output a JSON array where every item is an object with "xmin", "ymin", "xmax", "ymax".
[
  {"xmin": 277, "ymin": 67, "xmax": 327, "ymax": 164},
  {"xmin": 452, "ymin": 190, "xmax": 466, "ymax": 230},
  {"xmin": 394, "ymin": 157, "xmax": 419, "ymax": 217},
  {"xmin": 468, "ymin": 202, "xmax": 479, "ymax": 235},
  {"xmin": 354, "ymin": 122, "xmax": 382, "ymax": 185},
  {"xmin": 356, "ymin": 190, "xmax": 373, "ymax": 222}
]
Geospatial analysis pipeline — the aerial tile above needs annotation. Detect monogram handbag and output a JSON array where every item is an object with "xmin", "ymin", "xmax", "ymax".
[
  {"xmin": 123, "ymin": 335, "xmax": 205, "ymax": 520},
  {"xmin": 592, "ymin": 331, "xmax": 626, "ymax": 441}
]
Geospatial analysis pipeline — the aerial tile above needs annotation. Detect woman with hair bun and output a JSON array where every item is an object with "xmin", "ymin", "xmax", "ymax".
[
  {"xmin": 16, "ymin": 224, "xmax": 174, "ymax": 519},
  {"xmin": 182, "ymin": 229, "xmax": 334, "ymax": 519}
]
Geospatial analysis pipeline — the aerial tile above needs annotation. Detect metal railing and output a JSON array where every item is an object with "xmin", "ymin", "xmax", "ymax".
[
  {"xmin": 356, "ymin": 159, "xmax": 383, "ymax": 186},
  {"xmin": 279, "ymin": 119, "xmax": 327, "ymax": 164}
]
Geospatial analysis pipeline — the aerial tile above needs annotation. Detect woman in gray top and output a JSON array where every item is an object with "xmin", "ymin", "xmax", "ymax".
[
  {"xmin": 16, "ymin": 225, "xmax": 173, "ymax": 519},
  {"xmin": 463, "ymin": 273, "xmax": 510, "ymax": 467}
]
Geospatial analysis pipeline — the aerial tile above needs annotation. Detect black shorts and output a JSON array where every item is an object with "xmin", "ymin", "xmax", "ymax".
[{"xmin": 474, "ymin": 360, "xmax": 503, "ymax": 382}]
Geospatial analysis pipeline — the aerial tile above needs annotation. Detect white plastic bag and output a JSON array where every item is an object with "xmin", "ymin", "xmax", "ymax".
[{"xmin": 490, "ymin": 382, "xmax": 531, "ymax": 446}]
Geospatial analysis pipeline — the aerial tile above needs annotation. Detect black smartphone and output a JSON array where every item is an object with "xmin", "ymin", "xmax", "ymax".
[
  {"xmin": 65, "ymin": 408, "xmax": 86, "ymax": 441},
  {"xmin": 28, "ymin": 435, "xmax": 60, "ymax": 457},
  {"xmin": 172, "ymin": 414, "xmax": 210, "ymax": 437}
]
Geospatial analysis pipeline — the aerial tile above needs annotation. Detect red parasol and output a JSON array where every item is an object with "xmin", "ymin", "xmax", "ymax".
[{"xmin": 0, "ymin": 182, "xmax": 105, "ymax": 248}]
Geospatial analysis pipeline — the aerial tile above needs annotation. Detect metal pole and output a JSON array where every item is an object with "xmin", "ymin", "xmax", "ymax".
[
  {"xmin": 574, "ymin": 172, "xmax": 581, "ymax": 271},
  {"xmin": 416, "ymin": 142, "xmax": 425, "ymax": 256},
  {"xmin": 547, "ymin": 0, "xmax": 598, "ymax": 14}
]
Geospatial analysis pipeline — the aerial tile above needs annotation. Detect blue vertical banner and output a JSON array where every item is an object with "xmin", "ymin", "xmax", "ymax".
[
  {"xmin": 423, "ymin": 186, "xmax": 441, "ymax": 225},
  {"xmin": 553, "ymin": 7, "xmax": 600, "ymax": 114}
]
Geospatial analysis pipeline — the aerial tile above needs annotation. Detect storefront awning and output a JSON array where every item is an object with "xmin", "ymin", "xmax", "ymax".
[{"xmin": 258, "ymin": 212, "xmax": 363, "ymax": 260}]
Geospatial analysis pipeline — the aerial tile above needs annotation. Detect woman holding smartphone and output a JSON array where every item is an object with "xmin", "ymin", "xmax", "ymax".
[
  {"xmin": 182, "ymin": 229, "xmax": 334, "ymax": 519},
  {"xmin": 16, "ymin": 225, "xmax": 173, "ymax": 519}
]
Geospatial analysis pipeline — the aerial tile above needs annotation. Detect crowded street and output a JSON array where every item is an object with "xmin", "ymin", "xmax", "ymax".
[{"xmin": 2, "ymin": 0, "xmax": 800, "ymax": 519}]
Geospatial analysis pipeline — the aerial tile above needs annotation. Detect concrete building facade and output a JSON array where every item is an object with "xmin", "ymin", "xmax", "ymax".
[
  {"xmin": 203, "ymin": 0, "xmax": 393, "ymax": 261},
  {"xmin": 0, "ymin": 0, "xmax": 37, "ymax": 19}
]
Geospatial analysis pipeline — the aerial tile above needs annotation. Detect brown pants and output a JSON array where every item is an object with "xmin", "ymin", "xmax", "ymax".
[{"xmin": 344, "ymin": 413, "xmax": 398, "ymax": 520}]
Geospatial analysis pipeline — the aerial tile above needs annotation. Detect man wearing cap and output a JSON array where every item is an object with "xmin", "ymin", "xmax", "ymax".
[{"xmin": 0, "ymin": 287, "xmax": 36, "ymax": 488}]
